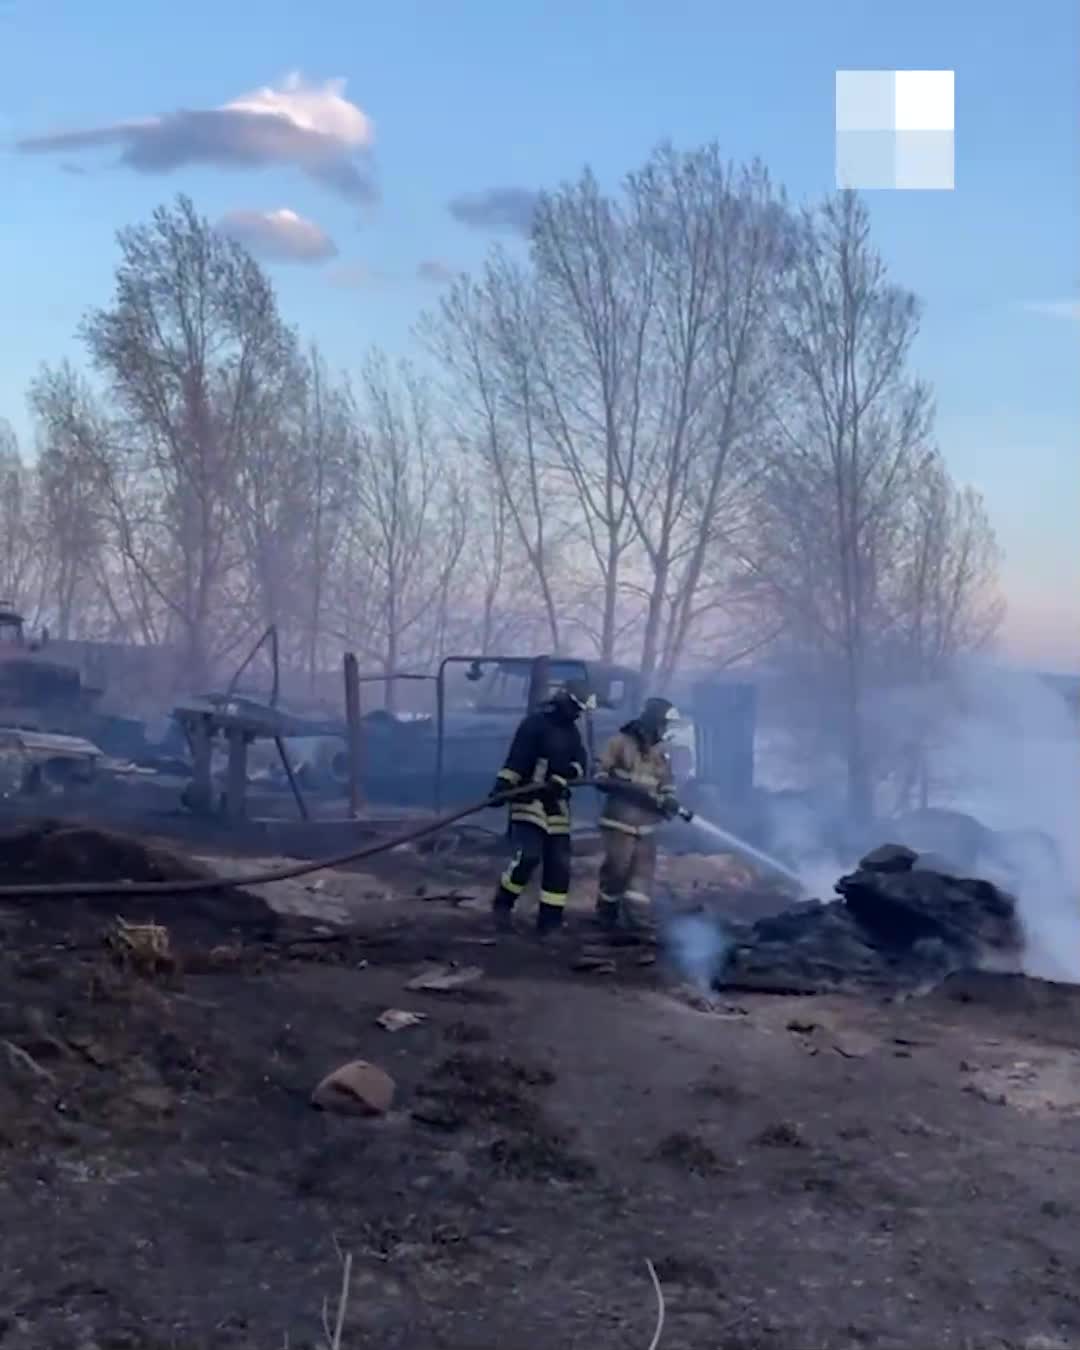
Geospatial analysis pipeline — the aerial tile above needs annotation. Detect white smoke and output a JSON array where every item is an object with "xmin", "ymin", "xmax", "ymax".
[
  {"xmin": 930, "ymin": 662, "xmax": 1080, "ymax": 982},
  {"xmin": 675, "ymin": 661, "xmax": 1080, "ymax": 988},
  {"xmin": 664, "ymin": 912, "xmax": 731, "ymax": 990}
]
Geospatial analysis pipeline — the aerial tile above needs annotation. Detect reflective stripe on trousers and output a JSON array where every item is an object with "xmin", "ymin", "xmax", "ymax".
[
  {"xmin": 495, "ymin": 822, "xmax": 572, "ymax": 908},
  {"xmin": 597, "ymin": 828, "xmax": 657, "ymax": 906}
]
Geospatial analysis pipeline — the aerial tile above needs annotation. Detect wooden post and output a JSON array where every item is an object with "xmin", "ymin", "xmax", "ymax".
[
  {"xmin": 187, "ymin": 715, "xmax": 214, "ymax": 815},
  {"xmin": 344, "ymin": 652, "xmax": 362, "ymax": 819},
  {"xmin": 225, "ymin": 728, "xmax": 248, "ymax": 822}
]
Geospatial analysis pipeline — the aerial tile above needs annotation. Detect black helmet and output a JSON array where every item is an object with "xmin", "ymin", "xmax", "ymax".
[
  {"xmin": 550, "ymin": 678, "xmax": 596, "ymax": 721},
  {"xmin": 640, "ymin": 697, "xmax": 680, "ymax": 743}
]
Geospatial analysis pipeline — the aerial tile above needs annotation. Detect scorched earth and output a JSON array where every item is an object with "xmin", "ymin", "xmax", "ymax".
[{"xmin": 0, "ymin": 821, "xmax": 1077, "ymax": 1350}]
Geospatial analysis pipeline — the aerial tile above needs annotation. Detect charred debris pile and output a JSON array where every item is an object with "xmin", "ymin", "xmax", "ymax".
[
  {"xmin": 717, "ymin": 844, "xmax": 1024, "ymax": 995},
  {"xmin": 0, "ymin": 820, "xmax": 280, "ymax": 944}
]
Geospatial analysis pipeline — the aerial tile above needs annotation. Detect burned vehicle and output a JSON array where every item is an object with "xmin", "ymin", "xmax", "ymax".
[
  {"xmin": 0, "ymin": 604, "xmax": 107, "ymax": 797},
  {"xmin": 166, "ymin": 631, "xmax": 760, "ymax": 828},
  {"xmin": 359, "ymin": 655, "xmax": 643, "ymax": 810}
]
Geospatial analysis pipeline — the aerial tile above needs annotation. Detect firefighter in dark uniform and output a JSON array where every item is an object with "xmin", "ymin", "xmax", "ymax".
[
  {"xmin": 593, "ymin": 697, "xmax": 688, "ymax": 930},
  {"xmin": 489, "ymin": 679, "xmax": 594, "ymax": 935}
]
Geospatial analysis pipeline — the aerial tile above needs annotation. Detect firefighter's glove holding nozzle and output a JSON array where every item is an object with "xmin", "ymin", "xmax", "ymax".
[
  {"xmin": 657, "ymin": 794, "xmax": 695, "ymax": 823},
  {"xmin": 657, "ymin": 794, "xmax": 681, "ymax": 821},
  {"xmin": 488, "ymin": 776, "xmax": 511, "ymax": 803},
  {"xmin": 541, "ymin": 772, "xmax": 570, "ymax": 814}
]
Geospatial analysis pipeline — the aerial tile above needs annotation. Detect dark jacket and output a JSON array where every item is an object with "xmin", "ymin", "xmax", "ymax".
[{"xmin": 495, "ymin": 702, "xmax": 588, "ymax": 835}]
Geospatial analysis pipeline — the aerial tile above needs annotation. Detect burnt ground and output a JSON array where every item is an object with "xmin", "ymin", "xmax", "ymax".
[{"xmin": 2, "ymin": 825, "xmax": 1080, "ymax": 1348}]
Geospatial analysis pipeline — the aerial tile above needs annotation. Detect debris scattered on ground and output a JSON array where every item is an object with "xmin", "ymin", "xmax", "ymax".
[
  {"xmin": 406, "ymin": 964, "xmax": 484, "ymax": 992},
  {"xmin": 376, "ymin": 1008, "xmax": 426, "ymax": 1032},
  {"xmin": 652, "ymin": 1130, "xmax": 723, "ymax": 1176},
  {"xmin": 0, "ymin": 806, "xmax": 1078, "ymax": 1348},
  {"xmin": 441, "ymin": 1020, "xmax": 492, "ymax": 1044},
  {"xmin": 106, "ymin": 916, "xmax": 175, "ymax": 974},
  {"xmin": 755, "ymin": 1120, "xmax": 806, "ymax": 1149},
  {"xmin": 311, "ymin": 1059, "xmax": 397, "ymax": 1116},
  {"xmin": 412, "ymin": 887, "xmax": 475, "ymax": 906},
  {"xmin": 408, "ymin": 1050, "xmax": 590, "ymax": 1179},
  {"xmin": 571, "ymin": 951, "xmax": 617, "ymax": 974}
]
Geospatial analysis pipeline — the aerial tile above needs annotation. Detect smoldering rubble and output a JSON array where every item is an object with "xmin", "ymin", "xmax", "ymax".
[{"xmin": 701, "ymin": 843, "xmax": 1025, "ymax": 996}]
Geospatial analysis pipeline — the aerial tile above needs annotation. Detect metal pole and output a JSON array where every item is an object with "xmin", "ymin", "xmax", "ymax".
[
  {"xmin": 225, "ymin": 728, "xmax": 248, "ymax": 822},
  {"xmin": 343, "ymin": 652, "xmax": 362, "ymax": 819}
]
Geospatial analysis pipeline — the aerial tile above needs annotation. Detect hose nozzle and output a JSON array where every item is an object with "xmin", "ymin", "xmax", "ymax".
[{"xmin": 678, "ymin": 806, "xmax": 695, "ymax": 823}]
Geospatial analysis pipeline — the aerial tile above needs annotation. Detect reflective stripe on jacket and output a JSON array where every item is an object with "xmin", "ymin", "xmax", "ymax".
[
  {"xmin": 595, "ymin": 722, "xmax": 676, "ymax": 838},
  {"xmin": 495, "ymin": 706, "xmax": 587, "ymax": 836}
]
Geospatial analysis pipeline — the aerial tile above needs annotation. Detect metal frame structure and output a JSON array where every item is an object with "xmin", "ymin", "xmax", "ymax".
[{"xmin": 433, "ymin": 654, "xmax": 631, "ymax": 811}]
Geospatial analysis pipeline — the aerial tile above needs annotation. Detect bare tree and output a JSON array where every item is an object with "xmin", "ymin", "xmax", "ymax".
[
  {"xmin": 884, "ymin": 454, "xmax": 1003, "ymax": 807},
  {"xmin": 526, "ymin": 169, "xmax": 645, "ymax": 660},
  {"xmin": 423, "ymin": 260, "xmax": 566, "ymax": 649},
  {"xmin": 297, "ymin": 345, "xmax": 359, "ymax": 686},
  {"xmin": 748, "ymin": 191, "xmax": 934, "ymax": 823},
  {"xmin": 27, "ymin": 365, "xmax": 114, "ymax": 638},
  {"xmin": 618, "ymin": 148, "xmax": 791, "ymax": 684},
  {"xmin": 79, "ymin": 194, "xmax": 297, "ymax": 686},
  {"xmin": 427, "ymin": 147, "xmax": 793, "ymax": 678},
  {"xmin": 231, "ymin": 335, "xmax": 312, "ymax": 648},
  {"xmin": 340, "ymin": 353, "xmax": 468, "ymax": 705},
  {"xmin": 0, "ymin": 420, "xmax": 36, "ymax": 613},
  {"xmin": 30, "ymin": 364, "xmax": 154, "ymax": 642}
]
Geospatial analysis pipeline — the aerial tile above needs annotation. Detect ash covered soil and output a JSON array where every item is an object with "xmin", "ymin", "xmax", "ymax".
[{"xmin": 2, "ymin": 823, "xmax": 1080, "ymax": 1348}]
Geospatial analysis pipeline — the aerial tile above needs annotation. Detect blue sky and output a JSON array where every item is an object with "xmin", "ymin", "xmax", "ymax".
[{"xmin": 2, "ymin": 0, "xmax": 1077, "ymax": 667}]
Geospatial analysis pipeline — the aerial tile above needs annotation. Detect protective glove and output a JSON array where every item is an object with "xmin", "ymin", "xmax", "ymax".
[
  {"xmin": 657, "ymin": 795, "xmax": 681, "ymax": 821},
  {"xmin": 541, "ymin": 773, "xmax": 570, "ymax": 814},
  {"xmin": 488, "ymin": 777, "xmax": 511, "ymax": 803}
]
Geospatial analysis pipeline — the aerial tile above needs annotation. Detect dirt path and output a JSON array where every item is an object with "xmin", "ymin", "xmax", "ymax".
[{"xmin": 1, "ymin": 846, "xmax": 1080, "ymax": 1348}]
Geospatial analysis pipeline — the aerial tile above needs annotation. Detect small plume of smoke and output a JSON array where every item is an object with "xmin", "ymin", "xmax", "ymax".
[{"xmin": 664, "ymin": 912, "xmax": 731, "ymax": 990}]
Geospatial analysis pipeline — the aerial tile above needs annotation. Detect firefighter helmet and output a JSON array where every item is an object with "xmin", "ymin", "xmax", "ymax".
[
  {"xmin": 551, "ymin": 678, "xmax": 596, "ymax": 720},
  {"xmin": 640, "ymin": 697, "xmax": 680, "ymax": 742}
]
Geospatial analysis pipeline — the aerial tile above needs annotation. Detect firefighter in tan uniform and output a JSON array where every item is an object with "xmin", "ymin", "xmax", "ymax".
[{"xmin": 593, "ymin": 697, "xmax": 690, "ymax": 931}]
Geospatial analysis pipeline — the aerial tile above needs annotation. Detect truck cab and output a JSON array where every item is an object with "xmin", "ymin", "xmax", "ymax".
[
  {"xmin": 432, "ymin": 654, "xmax": 642, "ymax": 807},
  {"xmin": 348, "ymin": 653, "xmax": 641, "ymax": 809}
]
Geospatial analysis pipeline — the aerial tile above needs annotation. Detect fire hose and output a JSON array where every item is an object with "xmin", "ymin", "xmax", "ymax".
[{"xmin": 0, "ymin": 779, "xmax": 693, "ymax": 899}]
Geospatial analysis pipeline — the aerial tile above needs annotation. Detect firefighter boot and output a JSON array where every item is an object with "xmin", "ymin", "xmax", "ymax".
[
  {"xmin": 619, "ymin": 898, "xmax": 650, "ymax": 933},
  {"xmin": 534, "ymin": 900, "xmax": 565, "ymax": 939},
  {"xmin": 491, "ymin": 890, "xmax": 516, "ymax": 934},
  {"xmin": 594, "ymin": 898, "xmax": 621, "ymax": 931}
]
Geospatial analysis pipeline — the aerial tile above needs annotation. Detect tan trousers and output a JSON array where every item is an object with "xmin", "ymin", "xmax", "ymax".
[{"xmin": 597, "ymin": 828, "xmax": 657, "ymax": 909}]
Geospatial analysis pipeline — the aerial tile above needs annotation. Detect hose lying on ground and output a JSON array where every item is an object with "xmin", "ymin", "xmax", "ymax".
[{"xmin": 0, "ymin": 780, "xmax": 616, "ymax": 900}]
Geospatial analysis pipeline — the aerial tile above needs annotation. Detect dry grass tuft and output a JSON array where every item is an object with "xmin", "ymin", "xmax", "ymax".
[{"xmin": 106, "ymin": 917, "xmax": 175, "ymax": 975}]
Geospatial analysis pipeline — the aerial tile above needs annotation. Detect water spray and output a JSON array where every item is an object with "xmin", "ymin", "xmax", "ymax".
[{"xmin": 689, "ymin": 816, "xmax": 807, "ymax": 892}]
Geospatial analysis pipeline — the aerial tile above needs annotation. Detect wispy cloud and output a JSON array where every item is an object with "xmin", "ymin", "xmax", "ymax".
[
  {"xmin": 17, "ymin": 72, "xmax": 377, "ymax": 205},
  {"xmin": 416, "ymin": 259, "xmax": 454, "ymax": 284},
  {"xmin": 447, "ymin": 186, "xmax": 539, "ymax": 235},
  {"xmin": 1022, "ymin": 300, "xmax": 1080, "ymax": 321},
  {"xmin": 216, "ymin": 208, "xmax": 337, "ymax": 263}
]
